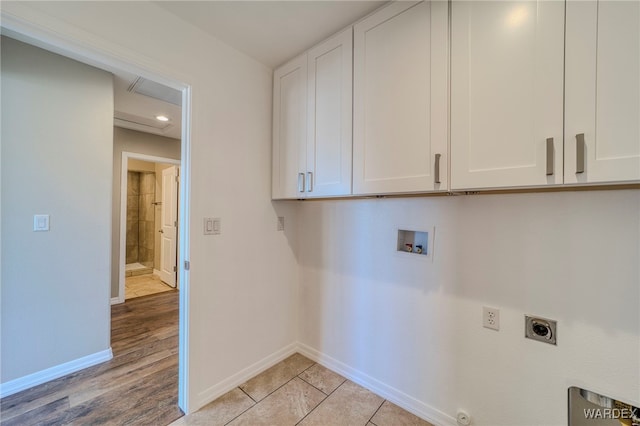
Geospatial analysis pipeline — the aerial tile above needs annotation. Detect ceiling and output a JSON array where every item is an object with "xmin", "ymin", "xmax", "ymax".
[
  {"xmin": 114, "ymin": 70, "xmax": 183, "ymax": 140},
  {"xmin": 114, "ymin": 1, "xmax": 386, "ymax": 140},
  {"xmin": 155, "ymin": 1, "xmax": 387, "ymax": 69}
]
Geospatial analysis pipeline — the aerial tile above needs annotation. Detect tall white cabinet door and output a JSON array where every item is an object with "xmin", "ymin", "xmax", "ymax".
[
  {"xmin": 565, "ymin": 1, "xmax": 640, "ymax": 184},
  {"xmin": 272, "ymin": 54, "xmax": 307, "ymax": 199},
  {"xmin": 306, "ymin": 28, "xmax": 353, "ymax": 198},
  {"xmin": 450, "ymin": 1, "xmax": 565, "ymax": 190},
  {"xmin": 353, "ymin": 1, "xmax": 449, "ymax": 195}
]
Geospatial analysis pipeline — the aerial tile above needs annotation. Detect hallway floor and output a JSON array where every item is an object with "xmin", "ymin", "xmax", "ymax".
[
  {"xmin": 0, "ymin": 291, "xmax": 181, "ymax": 425},
  {"xmin": 126, "ymin": 273, "xmax": 175, "ymax": 300},
  {"xmin": 172, "ymin": 353, "xmax": 433, "ymax": 426}
]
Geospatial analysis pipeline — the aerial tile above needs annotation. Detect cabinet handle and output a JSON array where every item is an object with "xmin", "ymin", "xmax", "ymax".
[
  {"xmin": 298, "ymin": 172, "xmax": 305, "ymax": 192},
  {"xmin": 307, "ymin": 172, "xmax": 313, "ymax": 192},
  {"xmin": 434, "ymin": 153, "xmax": 442, "ymax": 184},
  {"xmin": 546, "ymin": 138, "xmax": 554, "ymax": 176},
  {"xmin": 576, "ymin": 133, "xmax": 585, "ymax": 174}
]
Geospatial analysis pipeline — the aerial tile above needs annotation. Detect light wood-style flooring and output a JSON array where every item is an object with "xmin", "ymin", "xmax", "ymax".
[{"xmin": 0, "ymin": 291, "xmax": 182, "ymax": 425}]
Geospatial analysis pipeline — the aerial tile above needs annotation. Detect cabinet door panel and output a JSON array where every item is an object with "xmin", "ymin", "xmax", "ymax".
[
  {"xmin": 272, "ymin": 55, "xmax": 307, "ymax": 199},
  {"xmin": 565, "ymin": 0, "xmax": 640, "ymax": 184},
  {"xmin": 353, "ymin": 1, "xmax": 448, "ymax": 194},
  {"xmin": 307, "ymin": 28, "xmax": 352, "ymax": 197},
  {"xmin": 451, "ymin": 0, "xmax": 564, "ymax": 190}
]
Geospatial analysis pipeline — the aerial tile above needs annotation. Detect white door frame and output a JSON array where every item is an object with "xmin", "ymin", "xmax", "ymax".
[
  {"xmin": 1, "ymin": 12, "xmax": 193, "ymax": 413},
  {"xmin": 118, "ymin": 153, "xmax": 180, "ymax": 303}
]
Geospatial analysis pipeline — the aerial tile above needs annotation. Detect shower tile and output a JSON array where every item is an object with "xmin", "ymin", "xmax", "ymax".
[
  {"xmin": 139, "ymin": 247, "xmax": 148, "ymax": 263},
  {"xmin": 126, "ymin": 246, "xmax": 138, "ymax": 264},
  {"xmin": 144, "ymin": 224, "xmax": 155, "ymax": 250},
  {"xmin": 127, "ymin": 224, "xmax": 137, "ymax": 244},
  {"xmin": 127, "ymin": 195, "xmax": 139, "ymax": 220},
  {"xmin": 141, "ymin": 173, "xmax": 155, "ymax": 195},
  {"xmin": 142, "ymin": 195, "xmax": 155, "ymax": 221},
  {"xmin": 127, "ymin": 195, "xmax": 139, "ymax": 213},
  {"xmin": 128, "ymin": 172, "xmax": 140, "ymax": 195}
]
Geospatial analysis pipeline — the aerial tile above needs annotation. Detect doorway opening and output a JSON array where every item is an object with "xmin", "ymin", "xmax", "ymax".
[
  {"xmin": 1, "ymin": 20, "xmax": 193, "ymax": 413},
  {"xmin": 120, "ymin": 155, "xmax": 181, "ymax": 301}
]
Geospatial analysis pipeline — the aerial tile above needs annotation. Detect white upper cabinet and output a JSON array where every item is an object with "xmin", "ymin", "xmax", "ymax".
[
  {"xmin": 272, "ymin": 29, "xmax": 353, "ymax": 199},
  {"xmin": 565, "ymin": 1, "xmax": 640, "ymax": 184},
  {"xmin": 272, "ymin": 54, "xmax": 307, "ymax": 199},
  {"xmin": 451, "ymin": 1, "xmax": 565, "ymax": 190},
  {"xmin": 306, "ymin": 28, "xmax": 353, "ymax": 198},
  {"xmin": 353, "ymin": 1, "xmax": 449, "ymax": 195}
]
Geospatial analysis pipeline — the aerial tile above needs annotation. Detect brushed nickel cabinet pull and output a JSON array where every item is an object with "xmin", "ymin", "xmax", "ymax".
[
  {"xmin": 307, "ymin": 172, "xmax": 313, "ymax": 192},
  {"xmin": 298, "ymin": 172, "xmax": 305, "ymax": 192},
  {"xmin": 576, "ymin": 133, "xmax": 585, "ymax": 174},
  {"xmin": 546, "ymin": 138, "xmax": 554, "ymax": 176},
  {"xmin": 434, "ymin": 153, "xmax": 441, "ymax": 184}
]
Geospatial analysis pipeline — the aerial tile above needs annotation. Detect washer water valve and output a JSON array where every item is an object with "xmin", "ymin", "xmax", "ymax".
[{"xmin": 457, "ymin": 411, "xmax": 471, "ymax": 426}]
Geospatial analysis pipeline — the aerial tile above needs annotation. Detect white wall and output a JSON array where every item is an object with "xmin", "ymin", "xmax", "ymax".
[
  {"xmin": 297, "ymin": 190, "xmax": 640, "ymax": 426},
  {"xmin": 1, "ymin": 1, "xmax": 300, "ymax": 410},
  {"xmin": 112, "ymin": 127, "xmax": 181, "ymax": 298},
  {"xmin": 1, "ymin": 36, "xmax": 113, "ymax": 382}
]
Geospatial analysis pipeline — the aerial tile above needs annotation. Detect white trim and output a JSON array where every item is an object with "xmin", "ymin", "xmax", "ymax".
[
  {"xmin": 119, "ymin": 152, "xmax": 180, "ymax": 305},
  {"xmin": 177, "ymin": 84, "xmax": 192, "ymax": 412},
  {"xmin": 1, "ymin": 8, "xmax": 192, "ymax": 413},
  {"xmin": 194, "ymin": 343, "xmax": 298, "ymax": 412},
  {"xmin": 0, "ymin": 348, "xmax": 113, "ymax": 398},
  {"xmin": 296, "ymin": 343, "xmax": 457, "ymax": 426},
  {"xmin": 110, "ymin": 296, "xmax": 124, "ymax": 305}
]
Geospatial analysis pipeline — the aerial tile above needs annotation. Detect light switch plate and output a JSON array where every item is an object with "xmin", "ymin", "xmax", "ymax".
[
  {"xmin": 34, "ymin": 214, "xmax": 50, "ymax": 232},
  {"xmin": 204, "ymin": 217, "xmax": 214, "ymax": 235},
  {"xmin": 204, "ymin": 217, "xmax": 221, "ymax": 235}
]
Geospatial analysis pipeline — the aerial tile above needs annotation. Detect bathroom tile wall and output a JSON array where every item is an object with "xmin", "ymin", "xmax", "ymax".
[
  {"xmin": 126, "ymin": 171, "xmax": 140, "ymax": 264},
  {"xmin": 138, "ymin": 172, "xmax": 156, "ymax": 268},
  {"xmin": 125, "ymin": 170, "xmax": 156, "ymax": 267}
]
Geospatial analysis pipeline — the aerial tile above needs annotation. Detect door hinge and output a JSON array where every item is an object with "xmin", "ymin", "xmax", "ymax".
[
  {"xmin": 175, "ymin": 176, "xmax": 179, "ymax": 183},
  {"xmin": 174, "ymin": 220, "xmax": 177, "ymax": 227},
  {"xmin": 173, "ymin": 266, "xmax": 177, "ymax": 272},
  {"xmin": 184, "ymin": 260, "xmax": 190, "ymax": 271}
]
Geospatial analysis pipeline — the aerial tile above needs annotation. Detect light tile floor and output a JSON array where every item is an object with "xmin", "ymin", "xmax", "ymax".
[
  {"xmin": 125, "ymin": 273, "xmax": 175, "ymax": 300},
  {"xmin": 172, "ymin": 353, "xmax": 433, "ymax": 426}
]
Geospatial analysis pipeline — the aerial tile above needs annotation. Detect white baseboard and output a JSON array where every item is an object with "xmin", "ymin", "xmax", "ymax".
[
  {"xmin": 296, "ymin": 343, "xmax": 457, "ymax": 426},
  {"xmin": 153, "ymin": 269, "xmax": 161, "ymax": 277},
  {"xmin": 0, "ymin": 348, "xmax": 113, "ymax": 398},
  {"xmin": 194, "ymin": 342, "xmax": 298, "ymax": 412},
  {"xmin": 111, "ymin": 296, "xmax": 124, "ymax": 305}
]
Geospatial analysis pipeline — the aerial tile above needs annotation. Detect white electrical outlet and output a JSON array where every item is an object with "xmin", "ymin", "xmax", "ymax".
[{"xmin": 483, "ymin": 306, "xmax": 500, "ymax": 331}]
